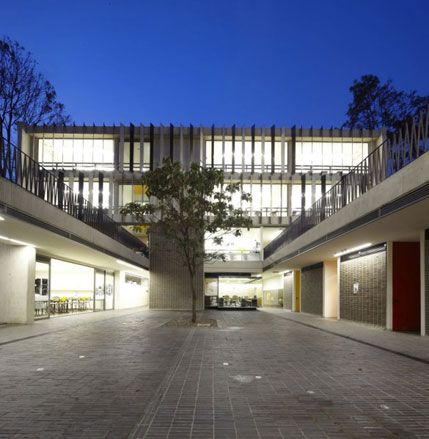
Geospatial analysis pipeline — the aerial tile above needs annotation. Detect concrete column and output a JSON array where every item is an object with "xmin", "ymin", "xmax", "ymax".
[
  {"xmin": 323, "ymin": 260, "xmax": 338, "ymax": 318},
  {"xmin": 0, "ymin": 243, "xmax": 36, "ymax": 324},
  {"xmin": 420, "ymin": 230, "xmax": 428, "ymax": 336}
]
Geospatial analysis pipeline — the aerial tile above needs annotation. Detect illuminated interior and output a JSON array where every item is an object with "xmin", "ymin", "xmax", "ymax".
[{"xmin": 38, "ymin": 138, "xmax": 115, "ymax": 170}]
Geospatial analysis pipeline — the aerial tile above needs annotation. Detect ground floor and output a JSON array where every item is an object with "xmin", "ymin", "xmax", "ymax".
[
  {"xmin": 0, "ymin": 240, "xmax": 149, "ymax": 324},
  {"xmin": 0, "ymin": 308, "xmax": 428, "ymax": 438},
  {"xmin": 260, "ymin": 233, "xmax": 428, "ymax": 336}
]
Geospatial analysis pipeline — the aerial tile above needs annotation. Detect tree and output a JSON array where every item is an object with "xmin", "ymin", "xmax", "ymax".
[
  {"xmin": 120, "ymin": 159, "xmax": 252, "ymax": 323},
  {"xmin": 0, "ymin": 37, "xmax": 70, "ymax": 148},
  {"xmin": 343, "ymin": 74, "xmax": 429, "ymax": 131}
]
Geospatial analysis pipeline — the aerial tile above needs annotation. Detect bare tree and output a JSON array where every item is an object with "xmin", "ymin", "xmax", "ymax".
[{"xmin": 0, "ymin": 37, "xmax": 70, "ymax": 148}]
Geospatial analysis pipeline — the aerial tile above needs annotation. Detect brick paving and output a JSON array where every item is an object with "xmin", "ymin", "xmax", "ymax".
[{"xmin": 0, "ymin": 309, "xmax": 429, "ymax": 438}]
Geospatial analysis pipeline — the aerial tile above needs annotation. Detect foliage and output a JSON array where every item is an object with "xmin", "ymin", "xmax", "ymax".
[
  {"xmin": 0, "ymin": 37, "xmax": 70, "ymax": 145},
  {"xmin": 343, "ymin": 74, "xmax": 429, "ymax": 131},
  {"xmin": 121, "ymin": 158, "xmax": 252, "ymax": 322}
]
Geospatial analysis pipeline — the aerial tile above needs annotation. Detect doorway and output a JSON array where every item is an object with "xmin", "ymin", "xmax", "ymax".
[
  {"xmin": 392, "ymin": 242, "xmax": 420, "ymax": 332},
  {"xmin": 34, "ymin": 258, "xmax": 50, "ymax": 319}
]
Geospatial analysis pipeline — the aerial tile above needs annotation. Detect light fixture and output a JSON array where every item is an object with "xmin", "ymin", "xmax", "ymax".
[
  {"xmin": 0, "ymin": 235, "xmax": 35, "ymax": 247},
  {"xmin": 334, "ymin": 243, "xmax": 372, "ymax": 258},
  {"xmin": 116, "ymin": 259, "xmax": 144, "ymax": 271},
  {"xmin": 0, "ymin": 216, "xmax": 4, "ymax": 221}
]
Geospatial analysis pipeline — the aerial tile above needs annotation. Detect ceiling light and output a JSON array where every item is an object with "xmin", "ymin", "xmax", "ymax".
[
  {"xmin": 116, "ymin": 259, "xmax": 144, "ymax": 271},
  {"xmin": 334, "ymin": 243, "xmax": 372, "ymax": 258},
  {"xmin": 0, "ymin": 216, "xmax": 4, "ymax": 221},
  {"xmin": 0, "ymin": 235, "xmax": 35, "ymax": 247}
]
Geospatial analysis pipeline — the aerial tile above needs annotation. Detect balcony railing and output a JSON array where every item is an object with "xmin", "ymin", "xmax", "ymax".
[
  {"xmin": 0, "ymin": 138, "xmax": 147, "ymax": 254},
  {"xmin": 264, "ymin": 109, "xmax": 429, "ymax": 259}
]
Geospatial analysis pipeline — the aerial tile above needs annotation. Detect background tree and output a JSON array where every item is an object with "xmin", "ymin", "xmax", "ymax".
[
  {"xmin": 343, "ymin": 74, "xmax": 429, "ymax": 131},
  {"xmin": 0, "ymin": 37, "xmax": 70, "ymax": 149},
  {"xmin": 121, "ymin": 159, "xmax": 252, "ymax": 323}
]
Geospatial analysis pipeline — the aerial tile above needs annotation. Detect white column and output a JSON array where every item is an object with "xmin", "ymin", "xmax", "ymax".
[{"xmin": 0, "ymin": 243, "xmax": 36, "ymax": 324}]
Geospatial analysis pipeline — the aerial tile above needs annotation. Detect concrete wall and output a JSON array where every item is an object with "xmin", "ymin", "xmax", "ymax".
[
  {"xmin": 340, "ymin": 247, "xmax": 387, "ymax": 327},
  {"xmin": 0, "ymin": 178, "xmax": 148, "ymax": 269},
  {"xmin": 149, "ymin": 230, "xmax": 204, "ymax": 310},
  {"xmin": 0, "ymin": 243, "xmax": 35, "ymax": 324},
  {"xmin": 283, "ymin": 272, "xmax": 293, "ymax": 310},
  {"xmin": 301, "ymin": 263, "xmax": 323, "ymax": 315},
  {"xmin": 114, "ymin": 270, "xmax": 149, "ymax": 309}
]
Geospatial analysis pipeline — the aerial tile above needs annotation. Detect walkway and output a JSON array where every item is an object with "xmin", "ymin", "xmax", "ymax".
[
  {"xmin": 262, "ymin": 308, "xmax": 429, "ymax": 363},
  {"xmin": 0, "ymin": 309, "xmax": 428, "ymax": 438}
]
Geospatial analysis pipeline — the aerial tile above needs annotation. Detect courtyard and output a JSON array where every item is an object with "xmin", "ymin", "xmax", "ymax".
[{"xmin": 0, "ymin": 309, "xmax": 428, "ymax": 438}]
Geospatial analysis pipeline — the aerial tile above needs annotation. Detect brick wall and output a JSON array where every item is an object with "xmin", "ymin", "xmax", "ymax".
[
  {"xmin": 301, "ymin": 263, "xmax": 323, "ymax": 315},
  {"xmin": 340, "ymin": 247, "xmax": 386, "ymax": 327},
  {"xmin": 149, "ymin": 230, "xmax": 204, "ymax": 310},
  {"xmin": 283, "ymin": 273, "xmax": 293, "ymax": 310},
  {"xmin": 424, "ymin": 229, "xmax": 429, "ymax": 335}
]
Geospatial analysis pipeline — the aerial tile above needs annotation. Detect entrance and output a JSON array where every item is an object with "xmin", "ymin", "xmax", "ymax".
[
  {"xmin": 95, "ymin": 270, "xmax": 115, "ymax": 311},
  {"xmin": 204, "ymin": 275, "xmax": 261, "ymax": 309},
  {"xmin": 34, "ymin": 258, "xmax": 50, "ymax": 319},
  {"xmin": 392, "ymin": 242, "xmax": 420, "ymax": 332}
]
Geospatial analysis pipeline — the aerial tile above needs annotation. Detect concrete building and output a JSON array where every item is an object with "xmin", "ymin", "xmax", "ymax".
[{"xmin": 0, "ymin": 114, "xmax": 427, "ymax": 335}]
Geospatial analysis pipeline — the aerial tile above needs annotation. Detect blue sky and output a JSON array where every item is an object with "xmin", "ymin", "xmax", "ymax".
[{"xmin": 1, "ymin": 0, "xmax": 428, "ymax": 127}]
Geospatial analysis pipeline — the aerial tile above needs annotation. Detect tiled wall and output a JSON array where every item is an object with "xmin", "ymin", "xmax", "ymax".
[
  {"xmin": 283, "ymin": 273, "xmax": 293, "ymax": 310},
  {"xmin": 149, "ymin": 230, "xmax": 204, "ymax": 310},
  {"xmin": 301, "ymin": 263, "xmax": 323, "ymax": 315},
  {"xmin": 424, "ymin": 229, "xmax": 429, "ymax": 335},
  {"xmin": 340, "ymin": 248, "xmax": 386, "ymax": 327}
]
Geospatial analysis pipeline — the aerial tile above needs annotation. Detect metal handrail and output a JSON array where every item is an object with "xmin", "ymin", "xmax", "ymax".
[
  {"xmin": 0, "ymin": 137, "xmax": 147, "ymax": 254},
  {"xmin": 264, "ymin": 108, "xmax": 429, "ymax": 259}
]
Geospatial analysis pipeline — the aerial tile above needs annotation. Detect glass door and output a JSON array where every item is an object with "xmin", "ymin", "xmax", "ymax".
[
  {"xmin": 34, "ymin": 259, "xmax": 50, "ymax": 319},
  {"xmin": 105, "ymin": 273, "xmax": 114, "ymax": 310},
  {"xmin": 94, "ymin": 271, "xmax": 105, "ymax": 311}
]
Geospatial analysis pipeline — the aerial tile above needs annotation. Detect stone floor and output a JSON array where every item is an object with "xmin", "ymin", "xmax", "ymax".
[{"xmin": 0, "ymin": 309, "xmax": 428, "ymax": 438}]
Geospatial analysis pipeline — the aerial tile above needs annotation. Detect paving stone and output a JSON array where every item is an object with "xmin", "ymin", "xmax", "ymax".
[{"xmin": 1, "ymin": 309, "xmax": 429, "ymax": 438}]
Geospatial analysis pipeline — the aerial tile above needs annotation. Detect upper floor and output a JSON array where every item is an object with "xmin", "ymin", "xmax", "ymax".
[{"xmin": 19, "ymin": 124, "xmax": 382, "ymax": 176}]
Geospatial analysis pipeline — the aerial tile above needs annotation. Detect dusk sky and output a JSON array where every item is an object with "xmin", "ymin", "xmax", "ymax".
[{"xmin": 1, "ymin": 0, "xmax": 428, "ymax": 127}]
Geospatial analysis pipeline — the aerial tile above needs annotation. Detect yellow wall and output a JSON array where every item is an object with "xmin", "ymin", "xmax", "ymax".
[{"xmin": 294, "ymin": 270, "xmax": 301, "ymax": 312}]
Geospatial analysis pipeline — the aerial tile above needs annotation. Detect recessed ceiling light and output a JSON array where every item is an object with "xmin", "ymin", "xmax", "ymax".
[
  {"xmin": 0, "ymin": 235, "xmax": 35, "ymax": 247},
  {"xmin": 334, "ymin": 243, "xmax": 372, "ymax": 258},
  {"xmin": 116, "ymin": 259, "xmax": 144, "ymax": 271}
]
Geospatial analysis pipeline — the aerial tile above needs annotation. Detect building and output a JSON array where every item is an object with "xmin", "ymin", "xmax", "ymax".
[{"xmin": 0, "ymin": 116, "xmax": 427, "ymax": 335}]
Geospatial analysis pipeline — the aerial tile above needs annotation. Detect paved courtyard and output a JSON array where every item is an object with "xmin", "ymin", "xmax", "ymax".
[{"xmin": 0, "ymin": 309, "xmax": 428, "ymax": 438}]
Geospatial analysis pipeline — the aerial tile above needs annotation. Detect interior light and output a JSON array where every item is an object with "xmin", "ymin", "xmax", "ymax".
[
  {"xmin": 0, "ymin": 235, "xmax": 35, "ymax": 247},
  {"xmin": 0, "ymin": 216, "xmax": 4, "ymax": 221},
  {"xmin": 334, "ymin": 243, "xmax": 372, "ymax": 258}
]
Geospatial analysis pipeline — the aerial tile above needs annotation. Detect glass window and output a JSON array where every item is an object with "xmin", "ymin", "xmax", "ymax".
[
  {"xmin": 224, "ymin": 141, "xmax": 233, "ymax": 170},
  {"xmin": 243, "ymin": 141, "xmax": 252, "ymax": 171},
  {"xmin": 213, "ymin": 141, "xmax": 223, "ymax": 168},
  {"xmin": 38, "ymin": 138, "xmax": 114, "ymax": 170},
  {"xmin": 296, "ymin": 141, "xmax": 368, "ymax": 172},
  {"xmin": 234, "ymin": 141, "xmax": 242, "ymax": 172}
]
